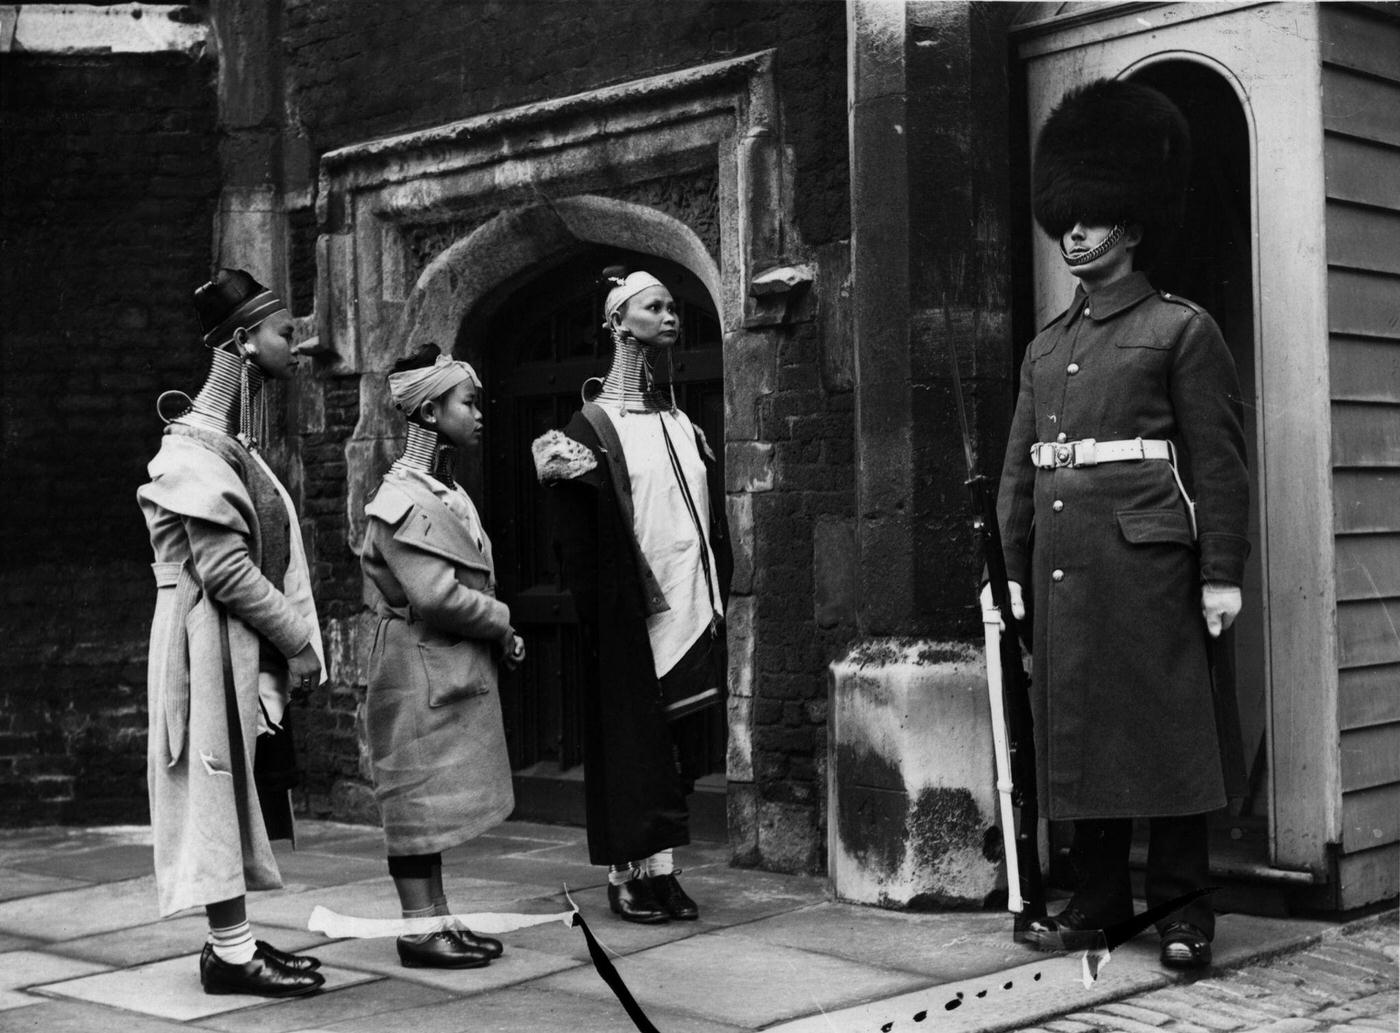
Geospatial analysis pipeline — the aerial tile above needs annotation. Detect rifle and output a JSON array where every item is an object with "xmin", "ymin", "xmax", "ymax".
[{"xmin": 944, "ymin": 314, "xmax": 1046, "ymax": 938}]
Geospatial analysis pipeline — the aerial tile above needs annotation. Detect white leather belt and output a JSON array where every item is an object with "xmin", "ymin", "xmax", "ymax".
[{"xmin": 1029, "ymin": 437, "xmax": 1171, "ymax": 469}]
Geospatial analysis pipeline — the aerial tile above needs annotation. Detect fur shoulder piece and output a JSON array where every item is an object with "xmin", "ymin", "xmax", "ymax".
[{"xmin": 532, "ymin": 429, "xmax": 597, "ymax": 484}]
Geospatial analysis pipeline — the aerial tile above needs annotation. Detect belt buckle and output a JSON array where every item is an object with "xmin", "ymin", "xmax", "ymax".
[
  {"xmin": 1073, "ymin": 438, "xmax": 1097, "ymax": 467},
  {"xmin": 1053, "ymin": 443, "xmax": 1073, "ymax": 467}
]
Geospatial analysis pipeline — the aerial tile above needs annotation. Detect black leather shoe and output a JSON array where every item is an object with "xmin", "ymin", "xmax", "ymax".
[
  {"xmin": 1023, "ymin": 902, "xmax": 1133, "ymax": 951},
  {"xmin": 607, "ymin": 878, "xmax": 669, "ymax": 924},
  {"xmin": 648, "ymin": 873, "xmax": 699, "ymax": 921},
  {"xmin": 396, "ymin": 931, "xmax": 492, "ymax": 969},
  {"xmin": 254, "ymin": 939, "xmax": 322, "ymax": 972},
  {"xmin": 199, "ymin": 945, "xmax": 326, "ymax": 997},
  {"xmin": 1160, "ymin": 921, "xmax": 1212, "ymax": 969},
  {"xmin": 454, "ymin": 928, "xmax": 504, "ymax": 959}
]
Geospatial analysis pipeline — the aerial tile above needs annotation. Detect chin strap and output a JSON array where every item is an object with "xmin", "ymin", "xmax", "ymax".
[{"xmin": 1061, "ymin": 223, "xmax": 1125, "ymax": 267}]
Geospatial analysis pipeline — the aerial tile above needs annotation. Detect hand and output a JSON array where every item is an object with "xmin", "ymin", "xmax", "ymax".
[
  {"xmin": 1201, "ymin": 582, "xmax": 1242, "ymax": 638},
  {"xmin": 979, "ymin": 580, "xmax": 1025, "ymax": 632},
  {"xmin": 287, "ymin": 643, "xmax": 322, "ymax": 690},
  {"xmin": 503, "ymin": 634, "xmax": 526, "ymax": 671}
]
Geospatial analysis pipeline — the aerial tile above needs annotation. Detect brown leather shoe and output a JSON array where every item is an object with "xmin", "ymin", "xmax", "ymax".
[{"xmin": 607, "ymin": 877, "xmax": 669, "ymax": 924}]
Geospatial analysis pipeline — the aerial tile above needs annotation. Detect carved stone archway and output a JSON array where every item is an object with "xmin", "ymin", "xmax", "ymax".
[{"xmin": 312, "ymin": 51, "xmax": 814, "ymax": 859}]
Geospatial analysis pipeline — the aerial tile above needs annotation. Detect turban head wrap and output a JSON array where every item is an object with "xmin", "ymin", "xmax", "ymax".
[
  {"xmin": 604, "ymin": 271, "xmax": 665, "ymax": 321},
  {"xmin": 194, "ymin": 269, "xmax": 287, "ymax": 349},
  {"xmin": 387, "ymin": 353, "xmax": 482, "ymax": 416}
]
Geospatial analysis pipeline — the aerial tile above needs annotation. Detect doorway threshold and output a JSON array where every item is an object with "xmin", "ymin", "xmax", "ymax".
[{"xmin": 510, "ymin": 762, "xmax": 729, "ymax": 843}]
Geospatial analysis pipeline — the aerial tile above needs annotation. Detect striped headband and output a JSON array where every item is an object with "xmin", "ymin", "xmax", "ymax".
[{"xmin": 202, "ymin": 289, "xmax": 286, "ymax": 349}]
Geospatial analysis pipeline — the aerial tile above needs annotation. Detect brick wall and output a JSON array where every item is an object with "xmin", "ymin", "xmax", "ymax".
[
  {"xmin": 0, "ymin": 53, "xmax": 221, "ymax": 824},
  {"xmin": 280, "ymin": 0, "xmax": 849, "ymax": 246}
]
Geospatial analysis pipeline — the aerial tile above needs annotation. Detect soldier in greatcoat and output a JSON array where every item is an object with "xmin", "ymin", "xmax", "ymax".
[
  {"xmin": 987, "ymin": 80, "xmax": 1250, "ymax": 969},
  {"xmin": 138, "ymin": 270, "xmax": 326, "ymax": 997}
]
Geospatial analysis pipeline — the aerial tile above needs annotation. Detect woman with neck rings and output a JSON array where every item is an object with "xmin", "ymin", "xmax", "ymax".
[
  {"xmin": 360, "ymin": 345, "xmax": 526, "ymax": 968},
  {"xmin": 533, "ymin": 267, "xmax": 733, "ymax": 924},
  {"xmin": 138, "ymin": 269, "xmax": 327, "ymax": 997}
]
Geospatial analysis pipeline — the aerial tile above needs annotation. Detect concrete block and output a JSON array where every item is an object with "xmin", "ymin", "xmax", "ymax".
[
  {"xmin": 726, "ymin": 781, "xmax": 760, "ymax": 865},
  {"xmin": 827, "ymin": 638, "xmax": 999, "ymax": 909}
]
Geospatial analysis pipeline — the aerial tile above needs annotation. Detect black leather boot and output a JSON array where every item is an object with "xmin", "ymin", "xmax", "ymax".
[{"xmin": 607, "ymin": 877, "xmax": 669, "ymax": 924}]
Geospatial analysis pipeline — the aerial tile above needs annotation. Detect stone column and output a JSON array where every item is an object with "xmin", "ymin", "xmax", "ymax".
[{"xmin": 848, "ymin": 0, "xmax": 916, "ymax": 637}]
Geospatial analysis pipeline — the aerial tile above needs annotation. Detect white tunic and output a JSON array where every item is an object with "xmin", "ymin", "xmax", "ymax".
[{"xmin": 601, "ymin": 408, "xmax": 724, "ymax": 677}]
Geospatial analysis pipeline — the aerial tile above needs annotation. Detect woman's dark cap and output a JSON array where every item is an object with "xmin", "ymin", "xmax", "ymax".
[
  {"xmin": 194, "ymin": 269, "xmax": 285, "ymax": 349},
  {"xmin": 1032, "ymin": 78, "xmax": 1192, "ymax": 267}
]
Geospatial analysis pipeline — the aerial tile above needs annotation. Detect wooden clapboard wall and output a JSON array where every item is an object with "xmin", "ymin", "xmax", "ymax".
[{"xmin": 1319, "ymin": 2, "xmax": 1400, "ymax": 907}]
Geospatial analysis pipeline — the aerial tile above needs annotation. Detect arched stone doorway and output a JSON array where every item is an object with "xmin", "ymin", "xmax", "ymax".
[{"xmin": 389, "ymin": 203, "xmax": 730, "ymax": 830}]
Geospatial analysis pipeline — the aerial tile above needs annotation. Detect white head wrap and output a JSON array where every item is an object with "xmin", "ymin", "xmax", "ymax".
[
  {"xmin": 604, "ymin": 271, "xmax": 665, "ymax": 321},
  {"xmin": 387, "ymin": 353, "xmax": 482, "ymax": 415}
]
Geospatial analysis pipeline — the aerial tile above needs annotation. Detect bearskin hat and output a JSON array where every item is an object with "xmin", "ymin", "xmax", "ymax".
[{"xmin": 1032, "ymin": 78, "xmax": 1191, "ymax": 267}]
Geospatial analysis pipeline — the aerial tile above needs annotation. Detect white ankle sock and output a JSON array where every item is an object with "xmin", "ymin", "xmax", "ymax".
[
  {"xmin": 208, "ymin": 920, "xmax": 256, "ymax": 965},
  {"xmin": 607, "ymin": 864, "xmax": 636, "ymax": 886},
  {"xmin": 645, "ymin": 850, "xmax": 675, "ymax": 877}
]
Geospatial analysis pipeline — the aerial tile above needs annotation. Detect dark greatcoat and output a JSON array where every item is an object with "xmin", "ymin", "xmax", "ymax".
[
  {"xmin": 544, "ymin": 406, "xmax": 733, "ymax": 866},
  {"xmin": 996, "ymin": 271, "xmax": 1250, "ymax": 821}
]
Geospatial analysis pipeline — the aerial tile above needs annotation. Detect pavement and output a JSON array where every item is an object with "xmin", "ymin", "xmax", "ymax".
[{"xmin": 0, "ymin": 820, "xmax": 1392, "ymax": 1033}]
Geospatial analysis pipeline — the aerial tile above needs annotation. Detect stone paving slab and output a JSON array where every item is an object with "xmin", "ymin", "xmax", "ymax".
[
  {"xmin": 311, "ymin": 936, "xmax": 580, "ymax": 993},
  {"xmin": 30, "ymin": 954, "xmax": 378, "ymax": 1022},
  {"xmin": 196, "ymin": 975, "xmax": 459, "ymax": 1033},
  {"xmin": 8, "ymin": 843, "xmax": 154, "ymax": 885},
  {"xmin": 0, "ymin": 826, "xmax": 152, "ymax": 869},
  {"xmin": 46, "ymin": 915, "xmax": 324, "ymax": 969},
  {"xmin": 0, "ymin": 950, "xmax": 112, "ymax": 1014},
  {"xmin": 0, "ymin": 999, "xmax": 192, "ymax": 1032},
  {"xmin": 733, "ymin": 903, "xmax": 1030, "ymax": 982},
  {"xmin": 536, "ymin": 930, "xmax": 930, "ymax": 1028},
  {"xmin": 764, "ymin": 909, "xmax": 1335, "ymax": 1033},
  {"xmin": 0, "ymin": 869, "xmax": 89, "ymax": 904},
  {"xmin": 0, "ymin": 876, "xmax": 161, "ymax": 941},
  {"xmin": 506, "ymin": 893, "xmax": 715, "ymax": 961},
  {"xmin": 305, "ymin": 983, "xmax": 749, "ymax": 1033}
]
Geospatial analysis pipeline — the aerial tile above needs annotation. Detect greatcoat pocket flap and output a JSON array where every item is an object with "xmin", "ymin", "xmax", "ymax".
[
  {"xmin": 1116, "ymin": 508, "xmax": 1195, "ymax": 547},
  {"xmin": 416, "ymin": 639, "xmax": 493, "ymax": 708}
]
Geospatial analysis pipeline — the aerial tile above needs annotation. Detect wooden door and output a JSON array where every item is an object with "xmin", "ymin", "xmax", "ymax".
[{"xmin": 461, "ymin": 248, "xmax": 726, "ymax": 778}]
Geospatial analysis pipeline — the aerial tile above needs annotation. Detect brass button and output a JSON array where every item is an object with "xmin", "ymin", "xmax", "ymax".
[
  {"xmin": 1084, "ymin": 306, "xmax": 1092, "ymax": 316},
  {"xmin": 1052, "ymin": 500, "xmax": 1064, "ymax": 512},
  {"xmin": 1052, "ymin": 569, "xmax": 1065, "ymax": 582},
  {"xmin": 1056, "ymin": 432, "xmax": 1068, "ymax": 443},
  {"xmin": 1067, "ymin": 362, "xmax": 1080, "ymax": 375}
]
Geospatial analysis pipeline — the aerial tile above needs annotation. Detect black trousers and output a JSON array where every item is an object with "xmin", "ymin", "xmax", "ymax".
[{"xmin": 1069, "ymin": 813, "xmax": 1213, "ymax": 938}]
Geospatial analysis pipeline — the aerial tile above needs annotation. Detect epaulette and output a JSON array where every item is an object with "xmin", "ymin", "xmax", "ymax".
[
  {"xmin": 364, "ymin": 480, "xmax": 414, "ymax": 524},
  {"xmin": 532, "ymin": 429, "xmax": 597, "ymax": 484},
  {"xmin": 1157, "ymin": 290, "xmax": 1205, "ymax": 315}
]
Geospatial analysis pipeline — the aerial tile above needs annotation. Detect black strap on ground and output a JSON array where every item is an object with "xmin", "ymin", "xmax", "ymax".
[
  {"xmin": 1036, "ymin": 888, "xmax": 1218, "ymax": 952},
  {"xmin": 571, "ymin": 911, "xmax": 662, "ymax": 1033}
]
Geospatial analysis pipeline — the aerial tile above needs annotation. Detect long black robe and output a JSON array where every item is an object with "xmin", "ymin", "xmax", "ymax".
[{"xmin": 546, "ymin": 407, "xmax": 732, "ymax": 865}]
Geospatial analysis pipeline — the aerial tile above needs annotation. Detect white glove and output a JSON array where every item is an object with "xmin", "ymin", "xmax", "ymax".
[
  {"xmin": 1201, "ymin": 582, "xmax": 1242, "ymax": 638},
  {"xmin": 980, "ymin": 580, "xmax": 1025, "ymax": 632}
]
